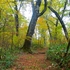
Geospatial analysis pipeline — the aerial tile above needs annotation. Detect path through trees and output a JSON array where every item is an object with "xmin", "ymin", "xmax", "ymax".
[{"xmin": 11, "ymin": 48, "xmax": 60, "ymax": 70}]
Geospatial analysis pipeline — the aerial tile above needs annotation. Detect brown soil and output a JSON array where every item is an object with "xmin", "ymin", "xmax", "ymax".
[{"xmin": 10, "ymin": 48, "xmax": 60, "ymax": 70}]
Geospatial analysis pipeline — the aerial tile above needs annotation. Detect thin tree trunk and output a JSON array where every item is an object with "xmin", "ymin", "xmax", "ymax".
[
  {"xmin": 14, "ymin": 1, "xmax": 19, "ymax": 36},
  {"xmin": 48, "ymin": 6, "xmax": 68, "ymax": 40},
  {"xmin": 46, "ymin": 22, "xmax": 53, "ymax": 46},
  {"xmin": 22, "ymin": 11, "xmax": 39, "ymax": 52},
  {"xmin": 46, "ymin": 23, "xmax": 52, "ymax": 40},
  {"xmin": 54, "ymin": 19, "xmax": 58, "ymax": 40},
  {"xmin": 14, "ymin": 1, "xmax": 19, "ymax": 48},
  {"xmin": 48, "ymin": 5, "xmax": 70, "ymax": 67}
]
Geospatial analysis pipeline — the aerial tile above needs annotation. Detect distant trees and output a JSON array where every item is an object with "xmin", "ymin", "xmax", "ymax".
[
  {"xmin": 0, "ymin": 0, "xmax": 70, "ymax": 55},
  {"xmin": 0, "ymin": 0, "xmax": 26, "ymax": 48}
]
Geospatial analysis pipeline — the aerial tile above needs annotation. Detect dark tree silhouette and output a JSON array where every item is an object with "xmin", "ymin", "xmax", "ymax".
[
  {"xmin": 21, "ymin": 0, "xmax": 47, "ymax": 53},
  {"xmin": 14, "ymin": 1, "xmax": 19, "ymax": 36},
  {"xmin": 48, "ymin": 5, "xmax": 70, "ymax": 67}
]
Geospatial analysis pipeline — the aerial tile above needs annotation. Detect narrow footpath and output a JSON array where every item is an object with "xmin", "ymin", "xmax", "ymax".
[{"xmin": 11, "ymin": 48, "xmax": 59, "ymax": 70}]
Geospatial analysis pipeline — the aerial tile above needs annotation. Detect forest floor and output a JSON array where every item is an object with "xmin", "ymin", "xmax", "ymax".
[{"xmin": 10, "ymin": 48, "xmax": 60, "ymax": 70}]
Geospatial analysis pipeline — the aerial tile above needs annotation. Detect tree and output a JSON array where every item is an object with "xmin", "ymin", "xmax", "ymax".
[
  {"xmin": 21, "ymin": 0, "xmax": 47, "ymax": 52},
  {"xmin": 14, "ymin": 0, "xmax": 23, "ymax": 36},
  {"xmin": 14, "ymin": 0, "xmax": 19, "ymax": 36},
  {"xmin": 48, "ymin": 1, "xmax": 70, "ymax": 66}
]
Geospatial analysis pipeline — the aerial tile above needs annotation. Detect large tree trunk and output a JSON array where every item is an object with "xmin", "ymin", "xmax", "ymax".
[
  {"xmin": 22, "ymin": 0, "xmax": 47, "ymax": 52},
  {"xmin": 23, "ymin": 9, "xmax": 39, "ymax": 52}
]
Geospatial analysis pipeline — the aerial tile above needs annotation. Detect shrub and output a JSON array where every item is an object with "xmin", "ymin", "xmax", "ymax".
[
  {"xmin": 31, "ymin": 43, "xmax": 44, "ymax": 51},
  {"xmin": 46, "ymin": 44, "xmax": 70, "ymax": 69},
  {"xmin": 0, "ymin": 47, "xmax": 18, "ymax": 69}
]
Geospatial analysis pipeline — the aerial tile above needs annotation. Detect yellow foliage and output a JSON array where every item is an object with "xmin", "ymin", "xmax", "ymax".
[
  {"xmin": 37, "ymin": 17, "xmax": 47, "ymax": 30},
  {"xmin": 37, "ymin": 17, "xmax": 45, "ymax": 24}
]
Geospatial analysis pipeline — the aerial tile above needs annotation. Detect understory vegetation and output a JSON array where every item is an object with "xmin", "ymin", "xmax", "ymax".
[
  {"xmin": 46, "ymin": 43, "xmax": 70, "ymax": 69},
  {"xmin": 0, "ymin": 47, "xmax": 19, "ymax": 70}
]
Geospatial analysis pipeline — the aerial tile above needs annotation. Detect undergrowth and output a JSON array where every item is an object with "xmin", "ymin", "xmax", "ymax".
[
  {"xmin": 0, "ymin": 47, "xmax": 19, "ymax": 70},
  {"xmin": 31, "ymin": 43, "xmax": 45, "ymax": 50},
  {"xmin": 46, "ymin": 43, "xmax": 70, "ymax": 69}
]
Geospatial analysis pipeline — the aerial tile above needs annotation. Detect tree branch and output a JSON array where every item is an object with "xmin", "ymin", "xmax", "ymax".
[
  {"xmin": 31, "ymin": 0, "xmax": 35, "ymax": 12},
  {"xmin": 55, "ymin": 0, "xmax": 67, "ymax": 27},
  {"xmin": 36, "ymin": 0, "xmax": 41, "ymax": 6},
  {"xmin": 48, "ymin": 6, "xmax": 68, "ymax": 40},
  {"xmin": 19, "ymin": 0, "xmax": 23, "ymax": 11},
  {"xmin": 38, "ymin": 0, "xmax": 47, "ymax": 17},
  {"xmin": 61, "ymin": 0, "xmax": 67, "ymax": 19}
]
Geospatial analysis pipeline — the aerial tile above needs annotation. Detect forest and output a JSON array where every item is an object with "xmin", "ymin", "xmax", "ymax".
[{"xmin": 0, "ymin": 0, "xmax": 70, "ymax": 70}]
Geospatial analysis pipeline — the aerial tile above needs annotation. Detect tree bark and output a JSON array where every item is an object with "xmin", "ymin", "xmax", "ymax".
[
  {"xmin": 21, "ymin": 0, "xmax": 47, "ymax": 52},
  {"xmin": 22, "ymin": 8, "xmax": 39, "ymax": 52},
  {"xmin": 14, "ymin": 1, "xmax": 19, "ymax": 36}
]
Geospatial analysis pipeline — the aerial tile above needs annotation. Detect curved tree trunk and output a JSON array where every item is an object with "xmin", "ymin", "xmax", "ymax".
[
  {"xmin": 48, "ymin": 5, "xmax": 70, "ymax": 66},
  {"xmin": 22, "ymin": 10, "xmax": 39, "ymax": 52},
  {"xmin": 21, "ymin": 0, "xmax": 47, "ymax": 52}
]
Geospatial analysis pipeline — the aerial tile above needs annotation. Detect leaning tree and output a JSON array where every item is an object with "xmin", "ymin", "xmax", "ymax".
[{"xmin": 21, "ymin": 0, "xmax": 47, "ymax": 52}]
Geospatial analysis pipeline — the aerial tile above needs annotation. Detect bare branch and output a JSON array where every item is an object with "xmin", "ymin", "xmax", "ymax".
[
  {"xmin": 31, "ymin": 0, "xmax": 35, "ymax": 12},
  {"xmin": 61, "ymin": 0, "xmax": 68, "ymax": 19},
  {"xmin": 38, "ymin": 0, "xmax": 47, "ymax": 17},
  {"xmin": 19, "ymin": 0, "xmax": 23, "ymax": 11},
  {"xmin": 55, "ymin": 0, "xmax": 67, "ymax": 27}
]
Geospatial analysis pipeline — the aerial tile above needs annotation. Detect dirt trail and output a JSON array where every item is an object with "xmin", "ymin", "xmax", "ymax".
[{"xmin": 11, "ymin": 48, "xmax": 58, "ymax": 70}]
